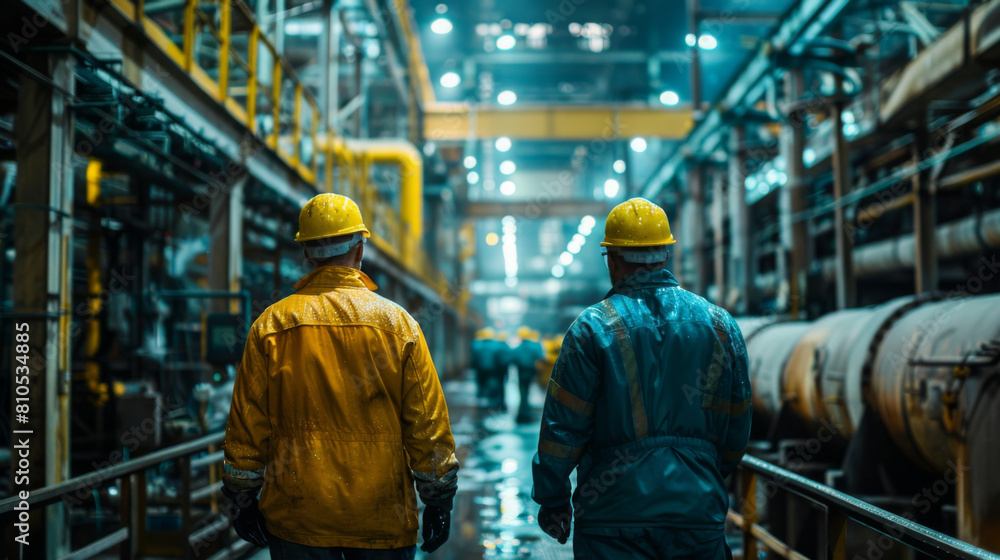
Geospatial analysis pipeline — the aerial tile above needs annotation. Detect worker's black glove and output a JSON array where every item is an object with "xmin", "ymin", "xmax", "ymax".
[
  {"xmin": 420, "ymin": 505, "xmax": 451, "ymax": 553},
  {"xmin": 538, "ymin": 502, "xmax": 572, "ymax": 544},
  {"xmin": 226, "ymin": 490, "xmax": 269, "ymax": 547}
]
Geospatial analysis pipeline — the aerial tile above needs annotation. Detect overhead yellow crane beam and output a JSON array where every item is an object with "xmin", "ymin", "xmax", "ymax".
[{"xmin": 423, "ymin": 103, "xmax": 694, "ymax": 141}]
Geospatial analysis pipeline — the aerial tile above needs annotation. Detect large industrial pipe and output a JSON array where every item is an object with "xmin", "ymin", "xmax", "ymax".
[
  {"xmin": 869, "ymin": 294, "xmax": 1000, "ymax": 473},
  {"xmin": 740, "ymin": 319, "xmax": 811, "ymax": 420}
]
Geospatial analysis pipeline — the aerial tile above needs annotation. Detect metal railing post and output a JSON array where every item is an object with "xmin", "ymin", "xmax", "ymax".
[
  {"xmin": 292, "ymin": 83, "xmax": 302, "ymax": 165},
  {"xmin": 270, "ymin": 57, "xmax": 282, "ymax": 150},
  {"xmin": 741, "ymin": 468, "xmax": 759, "ymax": 560},
  {"xmin": 828, "ymin": 509, "xmax": 847, "ymax": 560},
  {"xmin": 217, "ymin": 0, "xmax": 231, "ymax": 102},
  {"xmin": 247, "ymin": 26, "xmax": 259, "ymax": 132},
  {"xmin": 182, "ymin": 0, "xmax": 196, "ymax": 71}
]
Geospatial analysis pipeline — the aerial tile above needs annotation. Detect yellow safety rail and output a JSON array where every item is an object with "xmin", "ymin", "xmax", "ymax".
[{"xmin": 99, "ymin": 0, "xmax": 466, "ymax": 315}]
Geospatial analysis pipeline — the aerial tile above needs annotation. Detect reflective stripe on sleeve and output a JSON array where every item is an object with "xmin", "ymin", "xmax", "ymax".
[
  {"xmin": 547, "ymin": 379, "xmax": 596, "ymax": 416},
  {"xmin": 538, "ymin": 438, "xmax": 585, "ymax": 461},
  {"xmin": 702, "ymin": 395, "xmax": 752, "ymax": 416},
  {"xmin": 601, "ymin": 300, "xmax": 648, "ymax": 440}
]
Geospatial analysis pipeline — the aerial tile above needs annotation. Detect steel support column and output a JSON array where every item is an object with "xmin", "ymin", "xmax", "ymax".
[
  {"xmin": 831, "ymin": 102, "xmax": 856, "ymax": 309},
  {"xmin": 712, "ymin": 169, "xmax": 726, "ymax": 305},
  {"xmin": 727, "ymin": 126, "xmax": 753, "ymax": 314},
  {"xmin": 10, "ymin": 51, "xmax": 75, "ymax": 559},
  {"xmin": 208, "ymin": 178, "xmax": 245, "ymax": 315},
  {"xmin": 683, "ymin": 163, "xmax": 706, "ymax": 295},
  {"xmin": 781, "ymin": 69, "xmax": 808, "ymax": 317},
  {"xmin": 913, "ymin": 136, "xmax": 938, "ymax": 293}
]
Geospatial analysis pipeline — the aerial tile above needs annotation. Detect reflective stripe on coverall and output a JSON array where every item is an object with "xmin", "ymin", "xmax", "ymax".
[
  {"xmin": 224, "ymin": 266, "xmax": 459, "ymax": 548},
  {"xmin": 531, "ymin": 269, "xmax": 751, "ymax": 546}
]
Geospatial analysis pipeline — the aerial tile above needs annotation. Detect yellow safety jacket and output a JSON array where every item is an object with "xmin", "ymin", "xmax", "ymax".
[{"xmin": 223, "ymin": 266, "xmax": 459, "ymax": 548}]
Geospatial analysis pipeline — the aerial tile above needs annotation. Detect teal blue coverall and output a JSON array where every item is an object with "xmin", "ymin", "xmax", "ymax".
[
  {"xmin": 531, "ymin": 269, "xmax": 751, "ymax": 559},
  {"xmin": 471, "ymin": 338, "xmax": 498, "ymax": 401},
  {"xmin": 514, "ymin": 338, "xmax": 546, "ymax": 422}
]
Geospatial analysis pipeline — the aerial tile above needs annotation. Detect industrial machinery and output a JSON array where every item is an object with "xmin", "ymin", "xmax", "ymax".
[{"xmin": 740, "ymin": 294, "xmax": 1000, "ymax": 553}]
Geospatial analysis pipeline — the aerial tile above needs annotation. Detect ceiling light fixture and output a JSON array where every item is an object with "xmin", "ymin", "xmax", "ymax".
[
  {"xmin": 613, "ymin": 159, "xmax": 626, "ymax": 174},
  {"xmin": 499, "ymin": 160, "xmax": 516, "ymax": 175},
  {"xmin": 431, "ymin": 17, "xmax": 453, "ymax": 34},
  {"xmin": 500, "ymin": 180, "xmax": 516, "ymax": 196},
  {"xmin": 604, "ymin": 178, "xmax": 620, "ymax": 198},
  {"xmin": 497, "ymin": 90, "xmax": 517, "ymax": 105},
  {"xmin": 495, "ymin": 137, "xmax": 512, "ymax": 152},
  {"xmin": 698, "ymin": 34, "xmax": 717, "ymax": 50},
  {"xmin": 659, "ymin": 90, "xmax": 680, "ymax": 106},
  {"xmin": 496, "ymin": 34, "xmax": 516, "ymax": 50},
  {"xmin": 440, "ymin": 72, "xmax": 461, "ymax": 88},
  {"xmin": 464, "ymin": 156, "xmax": 477, "ymax": 169},
  {"xmin": 630, "ymin": 137, "xmax": 647, "ymax": 153},
  {"xmin": 467, "ymin": 171, "xmax": 479, "ymax": 184}
]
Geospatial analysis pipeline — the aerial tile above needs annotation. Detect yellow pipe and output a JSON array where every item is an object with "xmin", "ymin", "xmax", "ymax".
[
  {"xmin": 217, "ymin": 0, "xmax": 231, "ymax": 101},
  {"xmin": 345, "ymin": 139, "xmax": 423, "ymax": 256}
]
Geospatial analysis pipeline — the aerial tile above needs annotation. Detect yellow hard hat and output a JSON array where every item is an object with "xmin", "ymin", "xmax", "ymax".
[
  {"xmin": 517, "ymin": 327, "xmax": 538, "ymax": 341},
  {"xmin": 295, "ymin": 194, "xmax": 371, "ymax": 243},
  {"xmin": 600, "ymin": 198, "xmax": 676, "ymax": 247},
  {"xmin": 496, "ymin": 331, "xmax": 508, "ymax": 342},
  {"xmin": 475, "ymin": 328, "xmax": 495, "ymax": 340}
]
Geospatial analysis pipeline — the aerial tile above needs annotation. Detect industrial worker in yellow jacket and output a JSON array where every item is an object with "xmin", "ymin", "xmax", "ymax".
[{"xmin": 223, "ymin": 193, "xmax": 460, "ymax": 559}]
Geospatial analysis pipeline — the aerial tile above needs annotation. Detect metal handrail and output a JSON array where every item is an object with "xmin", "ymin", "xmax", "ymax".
[
  {"xmin": 0, "ymin": 432, "xmax": 227, "ymax": 559},
  {"xmin": 730, "ymin": 455, "xmax": 1000, "ymax": 560}
]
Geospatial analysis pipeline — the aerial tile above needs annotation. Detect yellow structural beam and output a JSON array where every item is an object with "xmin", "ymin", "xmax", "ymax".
[{"xmin": 423, "ymin": 103, "xmax": 694, "ymax": 140}]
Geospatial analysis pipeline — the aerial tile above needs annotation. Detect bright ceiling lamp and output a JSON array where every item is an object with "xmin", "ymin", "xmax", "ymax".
[
  {"xmin": 464, "ymin": 155, "xmax": 477, "ymax": 169},
  {"xmin": 552, "ymin": 264, "xmax": 565, "ymax": 278},
  {"xmin": 499, "ymin": 160, "xmax": 516, "ymax": 175},
  {"xmin": 485, "ymin": 232, "xmax": 499, "ymax": 246},
  {"xmin": 613, "ymin": 159, "xmax": 626, "ymax": 174},
  {"xmin": 496, "ymin": 34, "xmax": 516, "ymax": 50},
  {"xmin": 559, "ymin": 252, "xmax": 573, "ymax": 266},
  {"xmin": 467, "ymin": 171, "xmax": 479, "ymax": 184},
  {"xmin": 659, "ymin": 90, "xmax": 679, "ymax": 106},
  {"xmin": 431, "ymin": 17, "xmax": 453, "ymax": 34},
  {"xmin": 604, "ymin": 178, "xmax": 620, "ymax": 198},
  {"xmin": 495, "ymin": 136, "xmax": 512, "ymax": 152},
  {"xmin": 630, "ymin": 137, "xmax": 647, "ymax": 153},
  {"xmin": 581, "ymin": 215, "xmax": 596, "ymax": 228},
  {"xmin": 440, "ymin": 72, "xmax": 461, "ymax": 88},
  {"xmin": 568, "ymin": 240, "xmax": 581, "ymax": 254},
  {"xmin": 572, "ymin": 233, "xmax": 586, "ymax": 246},
  {"xmin": 698, "ymin": 34, "xmax": 717, "ymax": 50},
  {"xmin": 500, "ymin": 180, "xmax": 516, "ymax": 196},
  {"xmin": 685, "ymin": 33, "xmax": 696, "ymax": 47},
  {"xmin": 497, "ymin": 90, "xmax": 517, "ymax": 105}
]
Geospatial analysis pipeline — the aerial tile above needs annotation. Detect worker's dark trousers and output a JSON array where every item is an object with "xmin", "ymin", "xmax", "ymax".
[
  {"xmin": 269, "ymin": 536, "xmax": 415, "ymax": 560},
  {"xmin": 516, "ymin": 367, "xmax": 535, "ymax": 422},
  {"xmin": 573, "ymin": 527, "xmax": 733, "ymax": 560},
  {"xmin": 490, "ymin": 366, "xmax": 508, "ymax": 411}
]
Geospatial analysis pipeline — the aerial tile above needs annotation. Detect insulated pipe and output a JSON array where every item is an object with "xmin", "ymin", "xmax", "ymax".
[
  {"xmin": 869, "ymin": 295, "xmax": 1000, "ymax": 474},
  {"xmin": 740, "ymin": 320, "xmax": 811, "ymax": 420},
  {"xmin": 808, "ymin": 208, "xmax": 1000, "ymax": 280}
]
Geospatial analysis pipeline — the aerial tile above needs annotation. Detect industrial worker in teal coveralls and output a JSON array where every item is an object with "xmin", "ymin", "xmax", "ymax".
[{"xmin": 531, "ymin": 198, "xmax": 751, "ymax": 559}]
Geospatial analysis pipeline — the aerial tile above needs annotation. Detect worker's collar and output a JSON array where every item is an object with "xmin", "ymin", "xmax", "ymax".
[
  {"xmin": 605, "ymin": 268, "xmax": 679, "ymax": 298},
  {"xmin": 293, "ymin": 265, "xmax": 378, "ymax": 292}
]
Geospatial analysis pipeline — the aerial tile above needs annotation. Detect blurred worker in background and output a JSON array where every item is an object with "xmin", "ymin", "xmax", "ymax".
[
  {"xmin": 223, "ymin": 193, "xmax": 459, "ymax": 559},
  {"xmin": 472, "ymin": 327, "xmax": 497, "ymax": 404},
  {"xmin": 535, "ymin": 334, "xmax": 563, "ymax": 389},
  {"xmin": 491, "ymin": 331, "xmax": 512, "ymax": 411},
  {"xmin": 514, "ymin": 327, "xmax": 545, "ymax": 423},
  {"xmin": 532, "ymin": 198, "xmax": 750, "ymax": 559}
]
